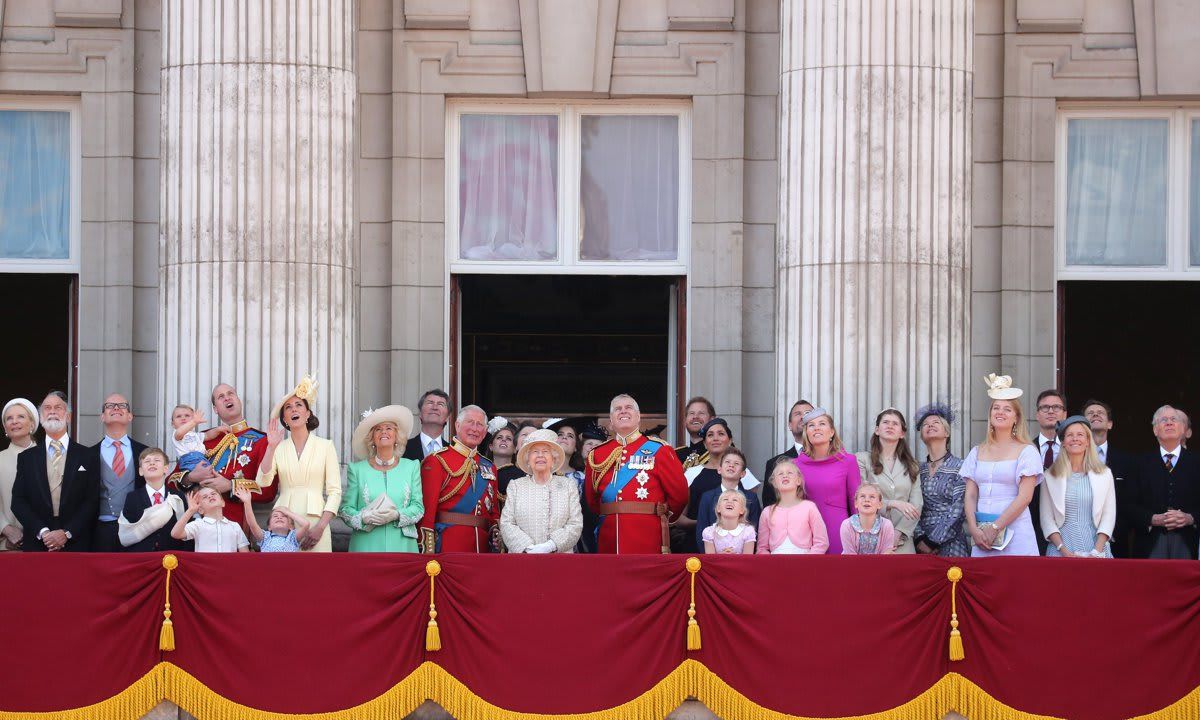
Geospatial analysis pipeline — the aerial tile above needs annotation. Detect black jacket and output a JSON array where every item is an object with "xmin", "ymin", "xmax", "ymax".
[{"xmin": 10, "ymin": 439, "xmax": 100, "ymax": 551}]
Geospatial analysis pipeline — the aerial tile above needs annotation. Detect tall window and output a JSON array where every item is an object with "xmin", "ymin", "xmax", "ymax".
[
  {"xmin": 1058, "ymin": 108, "xmax": 1200, "ymax": 278},
  {"xmin": 448, "ymin": 101, "xmax": 690, "ymax": 274},
  {"xmin": 0, "ymin": 98, "xmax": 79, "ymax": 272}
]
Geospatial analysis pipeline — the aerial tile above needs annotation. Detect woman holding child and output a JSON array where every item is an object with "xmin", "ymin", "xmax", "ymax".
[
  {"xmin": 257, "ymin": 375, "xmax": 342, "ymax": 552},
  {"xmin": 340, "ymin": 405, "xmax": 425, "ymax": 552}
]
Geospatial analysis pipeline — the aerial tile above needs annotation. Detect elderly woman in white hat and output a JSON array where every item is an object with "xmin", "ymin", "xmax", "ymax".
[
  {"xmin": 0, "ymin": 398, "xmax": 39, "ymax": 550},
  {"xmin": 258, "ymin": 375, "xmax": 342, "ymax": 551},
  {"xmin": 961, "ymin": 374, "xmax": 1044, "ymax": 557},
  {"xmin": 340, "ymin": 405, "xmax": 424, "ymax": 552},
  {"xmin": 499, "ymin": 429, "xmax": 583, "ymax": 553}
]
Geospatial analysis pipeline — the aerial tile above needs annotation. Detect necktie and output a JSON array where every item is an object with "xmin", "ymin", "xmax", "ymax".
[
  {"xmin": 426, "ymin": 439, "xmax": 439, "ymax": 456},
  {"xmin": 153, "ymin": 491, "xmax": 162, "ymax": 505},
  {"xmin": 1098, "ymin": 447, "xmax": 1106, "ymax": 463},
  {"xmin": 1043, "ymin": 440, "xmax": 1055, "ymax": 470},
  {"xmin": 1164, "ymin": 453, "xmax": 1175, "ymax": 473},
  {"xmin": 48, "ymin": 439, "xmax": 65, "ymax": 515},
  {"xmin": 111, "ymin": 440, "xmax": 125, "ymax": 476}
]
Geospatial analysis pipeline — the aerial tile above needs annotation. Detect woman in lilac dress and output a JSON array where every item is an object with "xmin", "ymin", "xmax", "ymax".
[
  {"xmin": 961, "ymin": 375, "xmax": 1044, "ymax": 557},
  {"xmin": 793, "ymin": 408, "xmax": 861, "ymax": 555}
]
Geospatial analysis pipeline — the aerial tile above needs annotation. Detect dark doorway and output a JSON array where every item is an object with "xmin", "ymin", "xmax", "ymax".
[
  {"xmin": 0, "ymin": 274, "xmax": 75, "ymax": 418},
  {"xmin": 457, "ymin": 275, "xmax": 676, "ymax": 420},
  {"xmin": 1060, "ymin": 281, "xmax": 1198, "ymax": 454}
]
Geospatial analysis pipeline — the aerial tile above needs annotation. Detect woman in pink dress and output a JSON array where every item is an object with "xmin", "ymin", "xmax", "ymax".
[{"xmin": 793, "ymin": 408, "xmax": 861, "ymax": 554}]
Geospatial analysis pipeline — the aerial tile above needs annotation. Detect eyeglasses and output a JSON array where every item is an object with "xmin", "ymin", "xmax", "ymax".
[
  {"xmin": 103, "ymin": 402, "xmax": 130, "ymax": 411},
  {"xmin": 1037, "ymin": 405, "xmax": 1065, "ymax": 413}
]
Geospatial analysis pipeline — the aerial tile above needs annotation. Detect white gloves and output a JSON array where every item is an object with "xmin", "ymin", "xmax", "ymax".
[{"xmin": 524, "ymin": 539, "xmax": 557, "ymax": 554}]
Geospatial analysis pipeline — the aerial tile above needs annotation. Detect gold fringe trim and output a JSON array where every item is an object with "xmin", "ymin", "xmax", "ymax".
[{"xmin": 8, "ymin": 661, "xmax": 1200, "ymax": 719}]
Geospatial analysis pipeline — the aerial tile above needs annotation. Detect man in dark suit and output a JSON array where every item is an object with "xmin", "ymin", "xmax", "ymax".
[
  {"xmin": 1082, "ymin": 399, "xmax": 1133, "ymax": 557},
  {"xmin": 118, "ymin": 447, "xmax": 191, "ymax": 552},
  {"xmin": 91, "ymin": 392, "xmax": 148, "ymax": 552},
  {"xmin": 1124, "ymin": 405, "xmax": 1200, "ymax": 559},
  {"xmin": 10, "ymin": 391, "xmax": 100, "ymax": 551},
  {"xmin": 762, "ymin": 399, "xmax": 813, "ymax": 506},
  {"xmin": 403, "ymin": 389, "xmax": 451, "ymax": 461},
  {"xmin": 1030, "ymin": 389, "xmax": 1068, "ymax": 554}
]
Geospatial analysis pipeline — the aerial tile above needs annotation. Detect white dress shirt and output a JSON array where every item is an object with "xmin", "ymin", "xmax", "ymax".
[
  {"xmin": 184, "ymin": 515, "xmax": 249, "ymax": 552},
  {"xmin": 420, "ymin": 432, "xmax": 445, "ymax": 457},
  {"xmin": 1037, "ymin": 433, "xmax": 1060, "ymax": 463}
]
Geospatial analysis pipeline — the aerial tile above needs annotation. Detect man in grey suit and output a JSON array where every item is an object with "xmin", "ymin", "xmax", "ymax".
[{"xmin": 91, "ymin": 393, "xmax": 147, "ymax": 552}]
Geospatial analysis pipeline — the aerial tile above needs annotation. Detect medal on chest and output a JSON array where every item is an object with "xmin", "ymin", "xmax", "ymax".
[
  {"xmin": 239, "ymin": 439, "xmax": 254, "ymax": 454},
  {"xmin": 627, "ymin": 450, "xmax": 655, "ymax": 499}
]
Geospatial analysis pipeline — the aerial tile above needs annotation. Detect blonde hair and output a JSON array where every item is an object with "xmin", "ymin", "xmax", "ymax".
[
  {"xmin": 1047, "ymin": 423, "xmax": 1107, "ymax": 479},
  {"xmin": 172, "ymin": 404, "xmax": 194, "ymax": 414},
  {"xmin": 714, "ymin": 489, "xmax": 748, "ymax": 524},
  {"xmin": 801, "ymin": 414, "xmax": 845, "ymax": 457},
  {"xmin": 985, "ymin": 398, "xmax": 1031, "ymax": 446},
  {"xmin": 768, "ymin": 462, "xmax": 808, "ymax": 505},
  {"xmin": 855, "ymin": 482, "xmax": 884, "ymax": 503}
]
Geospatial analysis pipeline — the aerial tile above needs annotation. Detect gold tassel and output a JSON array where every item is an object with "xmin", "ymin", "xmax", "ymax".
[
  {"xmin": 685, "ymin": 557, "xmax": 702, "ymax": 651},
  {"xmin": 425, "ymin": 560, "xmax": 442, "ymax": 652},
  {"xmin": 160, "ymin": 554, "xmax": 179, "ymax": 652},
  {"xmin": 947, "ymin": 566, "xmax": 964, "ymax": 661}
]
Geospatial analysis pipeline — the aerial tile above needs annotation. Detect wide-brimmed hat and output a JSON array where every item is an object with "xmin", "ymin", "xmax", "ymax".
[
  {"xmin": 2, "ymin": 398, "xmax": 40, "ymax": 434},
  {"xmin": 983, "ymin": 373, "xmax": 1023, "ymax": 401},
  {"xmin": 516, "ymin": 428, "xmax": 566, "ymax": 475},
  {"xmin": 352, "ymin": 405, "xmax": 414, "ymax": 460},
  {"xmin": 270, "ymin": 374, "xmax": 319, "ymax": 423}
]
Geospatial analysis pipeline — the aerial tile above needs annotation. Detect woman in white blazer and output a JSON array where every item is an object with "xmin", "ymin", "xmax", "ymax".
[
  {"xmin": 1039, "ymin": 415, "xmax": 1115, "ymax": 558},
  {"xmin": 257, "ymin": 376, "xmax": 342, "ymax": 552}
]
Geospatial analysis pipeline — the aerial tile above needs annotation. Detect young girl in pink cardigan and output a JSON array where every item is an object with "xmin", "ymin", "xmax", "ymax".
[
  {"xmin": 757, "ymin": 462, "xmax": 829, "ymax": 554},
  {"xmin": 840, "ymin": 482, "xmax": 896, "ymax": 554}
]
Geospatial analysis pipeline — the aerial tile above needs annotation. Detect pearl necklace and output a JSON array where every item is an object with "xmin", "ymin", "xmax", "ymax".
[{"xmin": 373, "ymin": 455, "xmax": 397, "ymax": 467}]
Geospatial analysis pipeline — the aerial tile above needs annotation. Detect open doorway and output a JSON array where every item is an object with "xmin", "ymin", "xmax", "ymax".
[
  {"xmin": 0, "ymin": 274, "xmax": 76, "ymax": 419},
  {"xmin": 455, "ymin": 274, "xmax": 681, "ymax": 430},
  {"xmin": 1060, "ymin": 281, "xmax": 1199, "ymax": 454}
]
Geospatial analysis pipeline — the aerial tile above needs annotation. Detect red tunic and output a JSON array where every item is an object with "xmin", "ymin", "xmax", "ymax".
[
  {"xmin": 419, "ymin": 440, "xmax": 499, "ymax": 553},
  {"xmin": 585, "ymin": 434, "xmax": 688, "ymax": 554},
  {"xmin": 166, "ymin": 422, "xmax": 274, "ymax": 526}
]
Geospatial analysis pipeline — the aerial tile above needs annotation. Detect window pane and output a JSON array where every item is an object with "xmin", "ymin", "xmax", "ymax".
[
  {"xmin": 0, "ymin": 110, "xmax": 71, "ymax": 260},
  {"xmin": 459, "ymin": 114, "xmax": 558, "ymax": 261},
  {"xmin": 580, "ymin": 115, "xmax": 678, "ymax": 261},
  {"xmin": 1191, "ymin": 120, "xmax": 1200, "ymax": 265},
  {"xmin": 1065, "ymin": 118, "xmax": 1168, "ymax": 267}
]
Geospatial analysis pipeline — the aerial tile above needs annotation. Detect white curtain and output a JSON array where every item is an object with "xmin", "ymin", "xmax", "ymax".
[
  {"xmin": 459, "ymin": 114, "xmax": 558, "ymax": 261},
  {"xmin": 1065, "ymin": 118, "xmax": 1168, "ymax": 267},
  {"xmin": 0, "ymin": 110, "xmax": 71, "ymax": 260},
  {"xmin": 1191, "ymin": 120, "xmax": 1200, "ymax": 265},
  {"xmin": 580, "ymin": 115, "xmax": 678, "ymax": 261}
]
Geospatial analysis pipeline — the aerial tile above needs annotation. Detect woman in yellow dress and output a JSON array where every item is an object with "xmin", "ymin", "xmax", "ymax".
[{"xmin": 257, "ymin": 375, "xmax": 342, "ymax": 551}]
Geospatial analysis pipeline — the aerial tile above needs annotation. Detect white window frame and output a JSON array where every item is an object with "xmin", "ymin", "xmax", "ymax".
[
  {"xmin": 445, "ymin": 98, "xmax": 692, "ymax": 276},
  {"xmin": 1056, "ymin": 104, "xmax": 1200, "ymax": 280},
  {"xmin": 0, "ymin": 95, "xmax": 82, "ymax": 274}
]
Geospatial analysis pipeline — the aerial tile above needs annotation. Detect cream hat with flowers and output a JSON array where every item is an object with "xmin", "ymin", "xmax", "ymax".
[{"xmin": 983, "ymin": 373, "xmax": 1023, "ymax": 400}]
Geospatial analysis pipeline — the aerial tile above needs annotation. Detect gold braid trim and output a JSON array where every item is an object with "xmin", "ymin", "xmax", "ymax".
[
  {"xmin": 434, "ymin": 446, "xmax": 478, "ymax": 505},
  {"xmin": 587, "ymin": 446, "xmax": 623, "ymax": 493},
  {"xmin": 0, "ymin": 661, "xmax": 1114, "ymax": 720}
]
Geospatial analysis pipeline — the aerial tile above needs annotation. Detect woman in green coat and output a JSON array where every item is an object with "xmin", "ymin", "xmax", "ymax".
[{"xmin": 340, "ymin": 405, "xmax": 424, "ymax": 552}]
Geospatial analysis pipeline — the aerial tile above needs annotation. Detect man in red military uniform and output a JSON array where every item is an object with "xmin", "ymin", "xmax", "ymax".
[
  {"xmin": 419, "ymin": 405, "xmax": 499, "ymax": 553},
  {"xmin": 586, "ymin": 393, "xmax": 688, "ymax": 554},
  {"xmin": 167, "ymin": 383, "xmax": 275, "ymax": 526}
]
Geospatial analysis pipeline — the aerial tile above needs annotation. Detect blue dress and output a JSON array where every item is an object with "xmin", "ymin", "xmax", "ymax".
[
  {"xmin": 915, "ymin": 454, "xmax": 969, "ymax": 557},
  {"xmin": 959, "ymin": 445, "xmax": 1043, "ymax": 557}
]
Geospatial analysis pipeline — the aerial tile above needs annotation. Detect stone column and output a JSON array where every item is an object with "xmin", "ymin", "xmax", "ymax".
[
  {"xmin": 776, "ymin": 0, "xmax": 972, "ymax": 450},
  {"xmin": 159, "ymin": 0, "xmax": 356, "ymax": 453}
]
